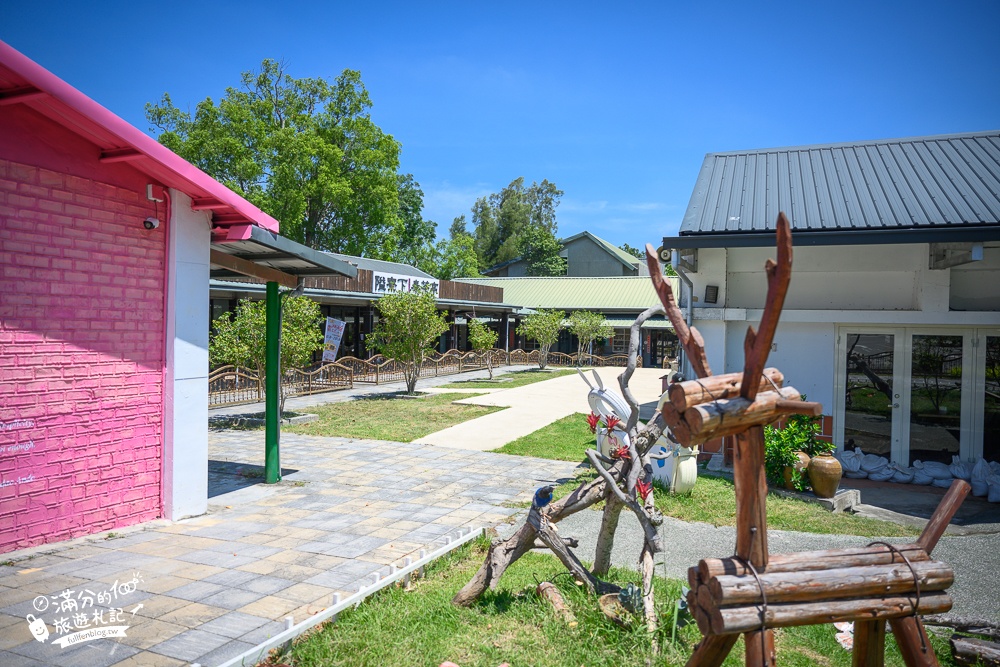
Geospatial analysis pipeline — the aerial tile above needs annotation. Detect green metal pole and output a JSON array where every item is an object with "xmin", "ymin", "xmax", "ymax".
[{"xmin": 265, "ymin": 281, "xmax": 281, "ymax": 483}]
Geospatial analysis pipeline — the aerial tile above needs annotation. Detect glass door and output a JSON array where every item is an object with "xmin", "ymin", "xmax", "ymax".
[
  {"xmin": 976, "ymin": 333, "xmax": 1000, "ymax": 464},
  {"xmin": 842, "ymin": 333, "xmax": 900, "ymax": 459},
  {"xmin": 907, "ymin": 335, "xmax": 964, "ymax": 464}
]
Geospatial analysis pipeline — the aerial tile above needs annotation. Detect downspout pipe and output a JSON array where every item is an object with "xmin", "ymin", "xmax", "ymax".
[{"xmin": 671, "ymin": 248, "xmax": 694, "ymax": 378}]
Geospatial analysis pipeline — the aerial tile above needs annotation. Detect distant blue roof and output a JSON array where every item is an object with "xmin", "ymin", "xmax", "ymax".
[{"xmin": 671, "ymin": 131, "xmax": 1000, "ymax": 247}]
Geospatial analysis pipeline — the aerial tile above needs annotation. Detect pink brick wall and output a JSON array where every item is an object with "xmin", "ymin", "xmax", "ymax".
[{"xmin": 0, "ymin": 158, "xmax": 166, "ymax": 553}]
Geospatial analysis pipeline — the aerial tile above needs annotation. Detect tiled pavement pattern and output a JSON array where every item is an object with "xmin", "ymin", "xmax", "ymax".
[{"xmin": 0, "ymin": 432, "xmax": 579, "ymax": 667}]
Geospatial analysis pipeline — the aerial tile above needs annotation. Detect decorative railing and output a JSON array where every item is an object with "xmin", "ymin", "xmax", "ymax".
[
  {"xmin": 208, "ymin": 348, "xmax": 645, "ymax": 406},
  {"xmin": 285, "ymin": 362, "xmax": 354, "ymax": 396}
]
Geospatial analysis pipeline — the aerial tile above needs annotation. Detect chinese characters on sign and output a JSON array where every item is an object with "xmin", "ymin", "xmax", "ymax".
[
  {"xmin": 371, "ymin": 271, "xmax": 439, "ymax": 296},
  {"xmin": 322, "ymin": 318, "xmax": 346, "ymax": 362},
  {"xmin": 26, "ymin": 572, "xmax": 144, "ymax": 649}
]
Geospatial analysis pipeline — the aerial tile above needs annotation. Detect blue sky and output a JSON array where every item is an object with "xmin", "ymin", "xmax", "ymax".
[{"xmin": 3, "ymin": 1, "xmax": 998, "ymax": 249}]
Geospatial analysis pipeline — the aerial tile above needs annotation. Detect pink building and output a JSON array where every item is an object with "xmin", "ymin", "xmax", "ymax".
[{"xmin": 0, "ymin": 42, "xmax": 352, "ymax": 553}]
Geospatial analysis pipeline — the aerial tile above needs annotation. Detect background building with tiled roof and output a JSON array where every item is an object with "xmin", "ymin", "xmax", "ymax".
[
  {"xmin": 483, "ymin": 230, "xmax": 650, "ymax": 277},
  {"xmin": 662, "ymin": 130, "xmax": 1000, "ymax": 468}
]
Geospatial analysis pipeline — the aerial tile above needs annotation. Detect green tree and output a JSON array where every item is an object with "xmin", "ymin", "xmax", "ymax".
[
  {"xmin": 394, "ymin": 174, "xmax": 437, "ymax": 267},
  {"xmin": 146, "ymin": 59, "xmax": 403, "ymax": 257},
  {"xmin": 619, "ymin": 243, "xmax": 644, "ymax": 259},
  {"xmin": 471, "ymin": 177, "xmax": 563, "ymax": 270},
  {"xmin": 467, "ymin": 318, "xmax": 500, "ymax": 379},
  {"xmin": 516, "ymin": 309, "xmax": 564, "ymax": 370},
  {"xmin": 368, "ymin": 287, "xmax": 449, "ymax": 394},
  {"xmin": 209, "ymin": 296, "xmax": 323, "ymax": 413},
  {"xmin": 519, "ymin": 224, "xmax": 565, "ymax": 276},
  {"xmin": 418, "ymin": 234, "xmax": 480, "ymax": 281},
  {"xmin": 567, "ymin": 311, "xmax": 612, "ymax": 365}
]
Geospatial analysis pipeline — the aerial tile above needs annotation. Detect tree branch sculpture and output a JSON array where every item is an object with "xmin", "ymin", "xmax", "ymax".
[{"xmin": 453, "ymin": 254, "xmax": 678, "ymax": 637}]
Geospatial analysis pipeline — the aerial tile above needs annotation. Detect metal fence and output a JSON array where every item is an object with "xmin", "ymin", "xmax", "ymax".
[{"xmin": 208, "ymin": 348, "xmax": 643, "ymax": 407}]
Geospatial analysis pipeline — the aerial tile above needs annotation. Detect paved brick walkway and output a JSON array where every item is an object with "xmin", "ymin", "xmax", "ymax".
[{"xmin": 0, "ymin": 431, "xmax": 578, "ymax": 666}]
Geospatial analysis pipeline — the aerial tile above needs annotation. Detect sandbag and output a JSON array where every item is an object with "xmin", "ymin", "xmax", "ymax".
[
  {"xmin": 890, "ymin": 463, "xmax": 915, "ymax": 484},
  {"xmin": 838, "ymin": 449, "xmax": 864, "ymax": 477},
  {"xmin": 971, "ymin": 458, "xmax": 991, "ymax": 497},
  {"xmin": 913, "ymin": 460, "xmax": 953, "ymax": 480},
  {"xmin": 988, "ymin": 474, "xmax": 1000, "ymax": 503},
  {"xmin": 911, "ymin": 470, "xmax": 934, "ymax": 485},
  {"xmin": 860, "ymin": 452, "xmax": 889, "ymax": 473},
  {"xmin": 868, "ymin": 466, "xmax": 895, "ymax": 482},
  {"xmin": 949, "ymin": 455, "xmax": 972, "ymax": 480},
  {"xmin": 932, "ymin": 477, "xmax": 954, "ymax": 488},
  {"xmin": 990, "ymin": 461, "xmax": 1000, "ymax": 475}
]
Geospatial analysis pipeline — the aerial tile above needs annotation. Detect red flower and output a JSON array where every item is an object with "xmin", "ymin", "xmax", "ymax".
[
  {"xmin": 604, "ymin": 415, "xmax": 621, "ymax": 431},
  {"xmin": 636, "ymin": 479, "xmax": 652, "ymax": 501},
  {"xmin": 586, "ymin": 412, "xmax": 601, "ymax": 434},
  {"xmin": 610, "ymin": 443, "xmax": 631, "ymax": 460}
]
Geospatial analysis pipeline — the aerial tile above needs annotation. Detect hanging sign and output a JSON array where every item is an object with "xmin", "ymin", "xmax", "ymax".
[
  {"xmin": 323, "ymin": 318, "xmax": 346, "ymax": 362},
  {"xmin": 371, "ymin": 271, "xmax": 439, "ymax": 296}
]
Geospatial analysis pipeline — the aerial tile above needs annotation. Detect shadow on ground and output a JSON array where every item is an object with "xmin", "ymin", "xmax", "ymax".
[
  {"xmin": 208, "ymin": 460, "xmax": 300, "ymax": 497},
  {"xmin": 843, "ymin": 477, "xmax": 1000, "ymax": 528}
]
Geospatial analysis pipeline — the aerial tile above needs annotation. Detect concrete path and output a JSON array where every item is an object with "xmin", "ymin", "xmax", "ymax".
[
  {"xmin": 415, "ymin": 367, "xmax": 665, "ymax": 451},
  {"xmin": 0, "ymin": 432, "xmax": 578, "ymax": 667},
  {"xmin": 549, "ymin": 508, "xmax": 1000, "ymax": 622}
]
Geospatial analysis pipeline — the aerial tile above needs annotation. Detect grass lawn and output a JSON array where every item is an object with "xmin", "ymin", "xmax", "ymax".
[
  {"xmin": 265, "ymin": 536, "xmax": 951, "ymax": 667},
  {"xmin": 439, "ymin": 367, "xmax": 577, "ymax": 390},
  {"xmin": 285, "ymin": 392, "xmax": 504, "ymax": 442},
  {"xmin": 491, "ymin": 413, "xmax": 595, "ymax": 461},
  {"xmin": 497, "ymin": 413, "xmax": 918, "ymax": 538}
]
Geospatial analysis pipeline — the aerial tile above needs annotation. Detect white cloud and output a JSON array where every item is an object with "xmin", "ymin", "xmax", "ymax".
[{"xmin": 421, "ymin": 181, "xmax": 494, "ymax": 225}]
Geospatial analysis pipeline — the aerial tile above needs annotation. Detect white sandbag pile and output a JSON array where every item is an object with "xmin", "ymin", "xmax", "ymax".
[
  {"xmin": 836, "ymin": 449, "xmax": 866, "ymax": 478},
  {"xmin": 833, "ymin": 449, "xmax": 1000, "ymax": 502},
  {"xmin": 970, "ymin": 458, "xmax": 991, "ymax": 497}
]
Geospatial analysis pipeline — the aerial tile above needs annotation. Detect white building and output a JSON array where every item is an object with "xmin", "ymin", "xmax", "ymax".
[{"xmin": 663, "ymin": 131, "xmax": 1000, "ymax": 467}]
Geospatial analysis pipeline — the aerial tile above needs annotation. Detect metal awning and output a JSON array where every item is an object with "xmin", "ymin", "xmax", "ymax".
[
  {"xmin": 210, "ymin": 225, "xmax": 358, "ymax": 286},
  {"xmin": 602, "ymin": 317, "xmax": 673, "ymax": 329}
]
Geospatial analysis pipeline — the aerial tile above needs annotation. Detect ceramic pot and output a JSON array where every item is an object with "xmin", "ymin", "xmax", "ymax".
[
  {"xmin": 808, "ymin": 452, "xmax": 843, "ymax": 498},
  {"xmin": 783, "ymin": 451, "xmax": 811, "ymax": 490}
]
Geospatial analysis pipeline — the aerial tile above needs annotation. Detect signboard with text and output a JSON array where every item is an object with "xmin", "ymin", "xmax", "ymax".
[{"xmin": 371, "ymin": 271, "xmax": 439, "ymax": 296}]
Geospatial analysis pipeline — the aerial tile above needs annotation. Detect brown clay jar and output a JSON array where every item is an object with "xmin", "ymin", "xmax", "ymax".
[{"xmin": 808, "ymin": 452, "xmax": 843, "ymax": 498}]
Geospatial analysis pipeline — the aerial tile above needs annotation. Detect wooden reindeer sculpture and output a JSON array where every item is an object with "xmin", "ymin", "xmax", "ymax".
[{"xmin": 648, "ymin": 213, "xmax": 969, "ymax": 667}]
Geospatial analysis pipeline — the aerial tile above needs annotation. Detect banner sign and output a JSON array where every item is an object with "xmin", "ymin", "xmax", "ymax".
[
  {"xmin": 323, "ymin": 318, "xmax": 346, "ymax": 362},
  {"xmin": 371, "ymin": 271, "xmax": 439, "ymax": 296}
]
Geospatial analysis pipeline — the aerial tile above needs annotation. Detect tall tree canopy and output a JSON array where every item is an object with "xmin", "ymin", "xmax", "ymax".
[
  {"xmin": 146, "ymin": 60, "xmax": 403, "ymax": 257},
  {"xmin": 471, "ymin": 177, "xmax": 563, "ymax": 271}
]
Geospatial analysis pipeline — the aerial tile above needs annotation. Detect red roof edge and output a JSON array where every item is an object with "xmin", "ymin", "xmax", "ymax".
[{"xmin": 0, "ymin": 40, "xmax": 280, "ymax": 233}]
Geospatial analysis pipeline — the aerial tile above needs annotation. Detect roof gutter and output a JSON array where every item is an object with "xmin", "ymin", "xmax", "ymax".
[{"xmin": 663, "ymin": 225, "xmax": 1000, "ymax": 249}]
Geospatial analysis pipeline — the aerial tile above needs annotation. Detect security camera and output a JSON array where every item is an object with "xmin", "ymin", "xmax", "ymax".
[{"xmin": 143, "ymin": 217, "xmax": 160, "ymax": 230}]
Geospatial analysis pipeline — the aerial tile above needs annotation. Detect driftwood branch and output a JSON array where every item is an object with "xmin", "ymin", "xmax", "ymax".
[
  {"xmin": 528, "ymin": 507, "xmax": 620, "ymax": 596},
  {"xmin": 593, "ymin": 493, "xmax": 624, "ymax": 577},
  {"xmin": 586, "ymin": 449, "xmax": 663, "ymax": 553},
  {"xmin": 646, "ymin": 243, "xmax": 712, "ymax": 378},
  {"xmin": 924, "ymin": 615, "xmax": 1000, "ymax": 641},
  {"xmin": 620, "ymin": 304, "xmax": 664, "ymax": 432},
  {"xmin": 739, "ymin": 212, "xmax": 792, "ymax": 401}
]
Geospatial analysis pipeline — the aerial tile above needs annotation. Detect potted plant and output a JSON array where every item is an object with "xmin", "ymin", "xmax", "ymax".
[
  {"xmin": 764, "ymin": 424, "xmax": 809, "ymax": 492},
  {"xmin": 785, "ymin": 401, "xmax": 842, "ymax": 498}
]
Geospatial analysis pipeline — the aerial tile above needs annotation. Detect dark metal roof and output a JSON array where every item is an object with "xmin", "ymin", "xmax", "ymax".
[
  {"xmin": 672, "ymin": 131, "xmax": 1000, "ymax": 247},
  {"xmin": 326, "ymin": 253, "xmax": 434, "ymax": 279},
  {"xmin": 211, "ymin": 225, "xmax": 357, "ymax": 282}
]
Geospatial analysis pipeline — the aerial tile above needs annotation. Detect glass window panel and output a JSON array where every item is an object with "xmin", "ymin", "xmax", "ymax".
[
  {"xmin": 844, "ymin": 333, "xmax": 894, "ymax": 458},
  {"xmin": 984, "ymin": 336, "xmax": 1000, "ymax": 464},
  {"xmin": 908, "ymin": 335, "xmax": 963, "ymax": 465}
]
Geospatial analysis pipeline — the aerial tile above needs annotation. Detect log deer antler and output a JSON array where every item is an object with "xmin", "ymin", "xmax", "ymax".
[
  {"xmin": 740, "ymin": 212, "xmax": 792, "ymax": 401},
  {"xmin": 645, "ymin": 244, "xmax": 712, "ymax": 378}
]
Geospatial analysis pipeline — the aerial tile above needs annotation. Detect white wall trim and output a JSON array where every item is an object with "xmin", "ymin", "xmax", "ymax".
[{"xmin": 162, "ymin": 189, "xmax": 211, "ymax": 520}]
